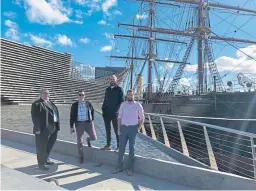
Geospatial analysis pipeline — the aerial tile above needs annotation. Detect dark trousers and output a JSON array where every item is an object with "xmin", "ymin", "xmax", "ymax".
[
  {"xmin": 117, "ymin": 125, "xmax": 138, "ymax": 170},
  {"xmin": 35, "ymin": 128, "xmax": 58, "ymax": 166},
  {"xmin": 103, "ymin": 115, "xmax": 119, "ymax": 148}
]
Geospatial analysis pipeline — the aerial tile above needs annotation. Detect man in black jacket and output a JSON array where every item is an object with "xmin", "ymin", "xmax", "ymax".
[
  {"xmin": 70, "ymin": 90, "xmax": 97, "ymax": 163},
  {"xmin": 101, "ymin": 75, "xmax": 124, "ymax": 151},
  {"xmin": 31, "ymin": 88, "xmax": 60, "ymax": 171}
]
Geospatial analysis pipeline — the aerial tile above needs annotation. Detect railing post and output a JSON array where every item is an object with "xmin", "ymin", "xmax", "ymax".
[
  {"xmin": 148, "ymin": 115, "xmax": 157, "ymax": 140},
  {"xmin": 177, "ymin": 121, "xmax": 189, "ymax": 157},
  {"xmin": 250, "ymin": 137, "xmax": 256, "ymax": 179},
  {"xmin": 160, "ymin": 117, "xmax": 170, "ymax": 147},
  {"xmin": 203, "ymin": 126, "xmax": 218, "ymax": 170},
  {"xmin": 141, "ymin": 124, "xmax": 147, "ymax": 136}
]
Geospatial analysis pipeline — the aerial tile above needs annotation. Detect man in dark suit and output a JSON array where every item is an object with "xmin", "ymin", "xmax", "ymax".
[
  {"xmin": 101, "ymin": 75, "xmax": 124, "ymax": 152},
  {"xmin": 31, "ymin": 88, "xmax": 60, "ymax": 171}
]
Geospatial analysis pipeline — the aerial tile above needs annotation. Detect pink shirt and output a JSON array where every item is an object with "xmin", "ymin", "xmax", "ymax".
[{"xmin": 118, "ymin": 101, "xmax": 145, "ymax": 126}]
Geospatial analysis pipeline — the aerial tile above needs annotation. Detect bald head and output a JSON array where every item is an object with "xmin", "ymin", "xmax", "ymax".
[{"xmin": 110, "ymin": 75, "xmax": 117, "ymax": 86}]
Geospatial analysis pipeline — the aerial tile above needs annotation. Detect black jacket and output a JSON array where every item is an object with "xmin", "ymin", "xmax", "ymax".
[
  {"xmin": 102, "ymin": 85, "xmax": 124, "ymax": 117},
  {"xmin": 31, "ymin": 99, "xmax": 60, "ymax": 134},
  {"xmin": 70, "ymin": 101, "xmax": 94, "ymax": 128}
]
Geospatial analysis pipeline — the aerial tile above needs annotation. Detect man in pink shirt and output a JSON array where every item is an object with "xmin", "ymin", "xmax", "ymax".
[{"xmin": 112, "ymin": 89, "xmax": 145, "ymax": 176}]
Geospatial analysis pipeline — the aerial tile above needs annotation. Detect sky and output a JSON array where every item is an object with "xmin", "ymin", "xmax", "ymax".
[{"xmin": 1, "ymin": 0, "xmax": 256, "ymax": 91}]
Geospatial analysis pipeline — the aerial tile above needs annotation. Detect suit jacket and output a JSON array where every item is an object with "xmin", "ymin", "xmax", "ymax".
[
  {"xmin": 31, "ymin": 98, "xmax": 60, "ymax": 134},
  {"xmin": 70, "ymin": 101, "xmax": 94, "ymax": 128}
]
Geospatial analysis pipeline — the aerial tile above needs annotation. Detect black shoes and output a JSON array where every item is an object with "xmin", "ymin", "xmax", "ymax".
[
  {"xmin": 39, "ymin": 165, "xmax": 49, "ymax": 171},
  {"xmin": 79, "ymin": 157, "xmax": 84, "ymax": 164},
  {"xmin": 46, "ymin": 160, "xmax": 54, "ymax": 165}
]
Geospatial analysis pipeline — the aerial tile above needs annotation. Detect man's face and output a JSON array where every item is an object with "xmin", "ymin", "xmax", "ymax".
[
  {"xmin": 41, "ymin": 89, "xmax": 50, "ymax": 100},
  {"xmin": 110, "ymin": 76, "xmax": 117, "ymax": 86},
  {"xmin": 78, "ymin": 91, "xmax": 85, "ymax": 101},
  {"xmin": 127, "ymin": 91, "xmax": 134, "ymax": 101}
]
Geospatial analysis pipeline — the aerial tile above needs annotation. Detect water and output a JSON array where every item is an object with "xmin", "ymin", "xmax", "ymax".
[{"xmin": 1, "ymin": 104, "xmax": 176, "ymax": 162}]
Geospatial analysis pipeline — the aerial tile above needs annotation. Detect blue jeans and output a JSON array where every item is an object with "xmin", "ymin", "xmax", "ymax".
[{"xmin": 117, "ymin": 125, "xmax": 138, "ymax": 170}]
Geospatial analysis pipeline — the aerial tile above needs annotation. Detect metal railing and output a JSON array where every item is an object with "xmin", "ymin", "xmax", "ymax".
[
  {"xmin": 93, "ymin": 102, "xmax": 256, "ymax": 179},
  {"xmin": 142, "ymin": 113, "xmax": 256, "ymax": 179}
]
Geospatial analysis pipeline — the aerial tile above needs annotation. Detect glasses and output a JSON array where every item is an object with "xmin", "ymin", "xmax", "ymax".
[{"xmin": 79, "ymin": 94, "xmax": 85, "ymax": 96}]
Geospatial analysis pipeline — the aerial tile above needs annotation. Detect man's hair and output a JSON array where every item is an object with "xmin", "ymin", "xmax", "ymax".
[
  {"xmin": 78, "ymin": 90, "xmax": 85, "ymax": 94},
  {"xmin": 41, "ymin": 88, "xmax": 49, "ymax": 94},
  {"xmin": 127, "ymin": 89, "xmax": 134, "ymax": 94}
]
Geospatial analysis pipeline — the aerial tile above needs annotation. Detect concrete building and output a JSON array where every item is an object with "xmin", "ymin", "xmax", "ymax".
[
  {"xmin": 1, "ymin": 38, "xmax": 126, "ymax": 104},
  {"xmin": 95, "ymin": 66, "xmax": 126, "ymax": 79},
  {"xmin": 72, "ymin": 61, "xmax": 95, "ymax": 80}
]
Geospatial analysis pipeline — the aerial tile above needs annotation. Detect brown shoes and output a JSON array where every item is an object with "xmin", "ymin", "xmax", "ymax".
[
  {"xmin": 127, "ymin": 169, "xmax": 133, "ymax": 176},
  {"xmin": 111, "ymin": 168, "xmax": 133, "ymax": 176},
  {"xmin": 111, "ymin": 168, "xmax": 123, "ymax": 174},
  {"xmin": 101, "ymin": 145, "xmax": 111, "ymax": 150}
]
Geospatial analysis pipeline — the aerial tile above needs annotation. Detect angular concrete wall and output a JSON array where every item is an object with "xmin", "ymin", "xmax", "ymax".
[{"xmin": 1, "ymin": 128, "xmax": 256, "ymax": 190}]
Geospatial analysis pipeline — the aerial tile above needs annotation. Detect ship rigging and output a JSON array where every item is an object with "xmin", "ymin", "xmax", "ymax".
[{"xmin": 109, "ymin": 0, "xmax": 256, "ymax": 101}]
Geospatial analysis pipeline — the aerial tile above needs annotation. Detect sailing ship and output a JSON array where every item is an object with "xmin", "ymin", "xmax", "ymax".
[{"xmin": 109, "ymin": 0, "xmax": 256, "ymax": 133}]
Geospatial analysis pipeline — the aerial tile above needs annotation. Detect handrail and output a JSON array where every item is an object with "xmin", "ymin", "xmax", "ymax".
[{"xmin": 146, "ymin": 113, "xmax": 256, "ymax": 138}]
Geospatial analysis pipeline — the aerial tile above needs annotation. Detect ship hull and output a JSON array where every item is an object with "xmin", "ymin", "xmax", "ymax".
[{"xmin": 143, "ymin": 91, "xmax": 256, "ymax": 133}]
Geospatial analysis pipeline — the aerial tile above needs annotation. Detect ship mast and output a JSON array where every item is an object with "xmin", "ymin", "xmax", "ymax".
[
  {"xmin": 130, "ymin": 17, "xmax": 135, "ymax": 89},
  {"xmin": 147, "ymin": 0, "xmax": 154, "ymax": 100},
  {"xmin": 198, "ymin": 0, "xmax": 204, "ymax": 94}
]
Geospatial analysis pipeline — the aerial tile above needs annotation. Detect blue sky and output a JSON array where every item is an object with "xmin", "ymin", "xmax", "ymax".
[{"xmin": 1, "ymin": 0, "xmax": 256, "ymax": 91}]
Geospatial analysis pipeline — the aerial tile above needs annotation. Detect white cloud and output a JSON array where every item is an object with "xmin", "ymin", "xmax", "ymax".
[
  {"xmin": 75, "ymin": 0, "xmax": 87, "ymax": 5},
  {"xmin": 104, "ymin": 33, "xmax": 114, "ymax": 39},
  {"xmin": 23, "ymin": 41, "xmax": 31, "ymax": 46},
  {"xmin": 85, "ymin": 10, "xmax": 93, "ymax": 16},
  {"xmin": 100, "ymin": 45, "xmax": 112, "ymax": 52},
  {"xmin": 3, "ymin": 12, "xmax": 17, "ymax": 19},
  {"xmin": 76, "ymin": 0, "xmax": 101, "ymax": 12},
  {"xmin": 24, "ymin": 0, "xmax": 71, "ymax": 25},
  {"xmin": 136, "ymin": 13, "xmax": 148, "ymax": 20},
  {"xmin": 75, "ymin": 10, "xmax": 83, "ymax": 19},
  {"xmin": 56, "ymin": 34, "xmax": 73, "ymax": 46},
  {"xmin": 5, "ymin": 20, "xmax": 18, "ymax": 28},
  {"xmin": 13, "ymin": 0, "xmax": 23, "ymax": 6},
  {"xmin": 98, "ymin": 19, "xmax": 106, "ymax": 25},
  {"xmin": 79, "ymin": 37, "xmax": 90, "ymax": 44},
  {"xmin": 113, "ymin": 10, "xmax": 122, "ymax": 15},
  {"xmin": 186, "ymin": 64, "xmax": 197, "ymax": 72},
  {"xmin": 215, "ymin": 45, "xmax": 256, "ymax": 74},
  {"xmin": 29, "ymin": 34, "xmax": 53, "ymax": 47},
  {"xmin": 159, "ymin": 62, "xmax": 174, "ymax": 71},
  {"xmin": 74, "ymin": 20, "xmax": 83, "ymax": 24},
  {"xmin": 186, "ymin": 45, "xmax": 256, "ymax": 76},
  {"xmin": 102, "ymin": 0, "xmax": 117, "ymax": 15},
  {"xmin": 180, "ymin": 78, "xmax": 192, "ymax": 87},
  {"xmin": 88, "ymin": 0, "xmax": 101, "ymax": 11},
  {"xmin": 4, "ymin": 20, "xmax": 19, "ymax": 41}
]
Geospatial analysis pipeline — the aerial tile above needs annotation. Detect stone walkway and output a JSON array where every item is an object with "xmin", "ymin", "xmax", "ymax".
[
  {"xmin": 1, "ymin": 105, "xmax": 177, "ymax": 162},
  {"xmin": 1, "ymin": 140, "xmax": 192, "ymax": 190}
]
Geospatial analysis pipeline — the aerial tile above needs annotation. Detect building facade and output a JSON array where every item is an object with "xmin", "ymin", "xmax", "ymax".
[
  {"xmin": 95, "ymin": 66, "xmax": 126, "ymax": 79},
  {"xmin": 72, "ymin": 61, "xmax": 95, "ymax": 80}
]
